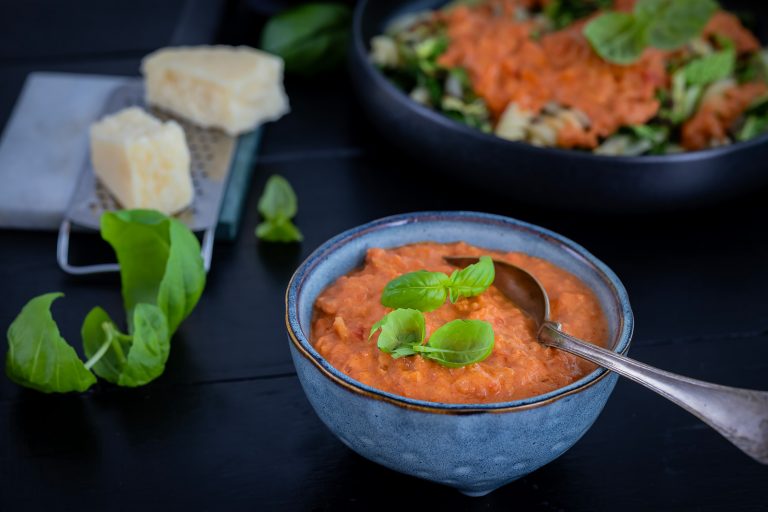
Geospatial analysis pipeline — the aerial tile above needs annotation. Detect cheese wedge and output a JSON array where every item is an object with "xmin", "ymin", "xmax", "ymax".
[
  {"xmin": 141, "ymin": 45, "xmax": 290, "ymax": 135},
  {"xmin": 90, "ymin": 107, "xmax": 193, "ymax": 214}
]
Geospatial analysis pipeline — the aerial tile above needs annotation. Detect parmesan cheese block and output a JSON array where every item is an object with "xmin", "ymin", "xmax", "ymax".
[
  {"xmin": 90, "ymin": 107, "xmax": 194, "ymax": 214},
  {"xmin": 141, "ymin": 45, "xmax": 290, "ymax": 135}
]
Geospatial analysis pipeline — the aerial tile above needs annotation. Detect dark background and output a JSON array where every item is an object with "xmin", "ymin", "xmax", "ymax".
[{"xmin": 1, "ymin": 1, "xmax": 767, "ymax": 510}]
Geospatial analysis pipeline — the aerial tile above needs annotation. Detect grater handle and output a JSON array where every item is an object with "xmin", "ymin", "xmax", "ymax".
[{"xmin": 57, "ymin": 219, "xmax": 214, "ymax": 275}]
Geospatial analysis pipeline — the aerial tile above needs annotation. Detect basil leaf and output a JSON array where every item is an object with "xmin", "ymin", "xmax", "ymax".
[
  {"xmin": 413, "ymin": 319, "xmax": 494, "ymax": 368},
  {"xmin": 101, "ymin": 210, "xmax": 205, "ymax": 334},
  {"xmin": 584, "ymin": 12, "xmax": 648, "ymax": 65},
  {"xmin": 381, "ymin": 270, "xmax": 451, "ymax": 312},
  {"xmin": 640, "ymin": 0, "xmax": 717, "ymax": 51},
  {"xmin": 256, "ymin": 217, "xmax": 303, "ymax": 243},
  {"xmin": 6, "ymin": 293, "xmax": 96, "ymax": 393},
  {"xmin": 81, "ymin": 304, "xmax": 170, "ymax": 387},
  {"xmin": 447, "ymin": 255, "xmax": 495, "ymax": 303},
  {"xmin": 258, "ymin": 175, "xmax": 298, "ymax": 221},
  {"xmin": 117, "ymin": 304, "xmax": 170, "ymax": 387},
  {"xmin": 81, "ymin": 306, "xmax": 128, "ymax": 383},
  {"xmin": 156, "ymin": 219, "xmax": 206, "ymax": 334},
  {"xmin": 261, "ymin": 3, "xmax": 351, "ymax": 75},
  {"xmin": 369, "ymin": 309, "xmax": 425, "ymax": 358},
  {"xmin": 585, "ymin": 0, "xmax": 716, "ymax": 65},
  {"xmin": 684, "ymin": 50, "xmax": 735, "ymax": 87}
]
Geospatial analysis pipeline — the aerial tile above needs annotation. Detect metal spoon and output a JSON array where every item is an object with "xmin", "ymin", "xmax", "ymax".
[{"xmin": 446, "ymin": 256, "xmax": 768, "ymax": 464}]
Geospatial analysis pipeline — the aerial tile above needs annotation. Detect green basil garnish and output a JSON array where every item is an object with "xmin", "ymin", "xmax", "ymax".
[
  {"xmin": 256, "ymin": 175, "xmax": 303, "ymax": 243},
  {"xmin": 373, "ymin": 257, "xmax": 498, "ymax": 367},
  {"xmin": 447, "ymin": 255, "xmax": 495, "ymax": 303},
  {"xmin": 381, "ymin": 271, "xmax": 451, "ymax": 312},
  {"xmin": 369, "ymin": 308, "xmax": 425, "ymax": 358},
  {"xmin": 413, "ymin": 319, "xmax": 495, "ymax": 368},
  {"xmin": 584, "ymin": 0, "xmax": 718, "ymax": 65},
  {"xmin": 4, "ymin": 210, "xmax": 206, "ymax": 393},
  {"xmin": 381, "ymin": 256, "xmax": 495, "ymax": 311},
  {"xmin": 261, "ymin": 2, "xmax": 352, "ymax": 75}
]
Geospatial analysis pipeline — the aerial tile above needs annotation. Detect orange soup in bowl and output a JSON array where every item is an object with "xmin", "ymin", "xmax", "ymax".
[{"xmin": 311, "ymin": 242, "xmax": 608, "ymax": 404}]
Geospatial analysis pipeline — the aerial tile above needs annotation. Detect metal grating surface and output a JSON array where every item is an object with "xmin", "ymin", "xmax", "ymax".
[{"xmin": 66, "ymin": 81, "xmax": 235, "ymax": 232}]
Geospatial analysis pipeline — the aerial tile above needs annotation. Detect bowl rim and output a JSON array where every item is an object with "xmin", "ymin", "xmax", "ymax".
[
  {"xmin": 351, "ymin": 0, "xmax": 768, "ymax": 165},
  {"xmin": 285, "ymin": 211, "xmax": 634, "ymax": 414}
]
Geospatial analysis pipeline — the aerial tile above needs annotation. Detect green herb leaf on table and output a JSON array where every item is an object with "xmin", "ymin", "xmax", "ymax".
[
  {"xmin": 261, "ymin": 2, "xmax": 352, "ymax": 75},
  {"xmin": 413, "ymin": 319, "xmax": 495, "ymax": 368},
  {"xmin": 6, "ymin": 293, "xmax": 96, "ymax": 393},
  {"xmin": 5, "ymin": 210, "xmax": 206, "ymax": 393},
  {"xmin": 100, "ymin": 210, "xmax": 205, "ymax": 334},
  {"xmin": 381, "ymin": 270, "xmax": 451, "ymax": 312},
  {"xmin": 256, "ymin": 175, "xmax": 303, "ymax": 243},
  {"xmin": 369, "ymin": 309, "xmax": 425, "ymax": 358},
  {"xmin": 447, "ymin": 255, "xmax": 495, "ymax": 303},
  {"xmin": 81, "ymin": 304, "xmax": 170, "ymax": 387}
]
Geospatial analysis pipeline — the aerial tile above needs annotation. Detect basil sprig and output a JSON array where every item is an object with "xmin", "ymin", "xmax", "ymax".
[
  {"xmin": 369, "ymin": 310, "xmax": 494, "ymax": 368},
  {"xmin": 256, "ymin": 174, "xmax": 303, "ymax": 243},
  {"xmin": 372, "ymin": 256, "xmax": 497, "ymax": 368},
  {"xmin": 4, "ymin": 210, "xmax": 206, "ymax": 393},
  {"xmin": 381, "ymin": 256, "xmax": 495, "ymax": 311},
  {"xmin": 584, "ymin": 0, "xmax": 718, "ymax": 65}
]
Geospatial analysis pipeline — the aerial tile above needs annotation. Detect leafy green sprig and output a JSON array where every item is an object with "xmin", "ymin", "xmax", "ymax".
[
  {"xmin": 5, "ymin": 210, "xmax": 206, "ymax": 393},
  {"xmin": 584, "ymin": 0, "xmax": 718, "ymax": 65},
  {"xmin": 381, "ymin": 255, "xmax": 495, "ymax": 311},
  {"xmin": 256, "ymin": 174, "xmax": 303, "ymax": 243},
  {"xmin": 370, "ymin": 256, "xmax": 497, "ymax": 368}
]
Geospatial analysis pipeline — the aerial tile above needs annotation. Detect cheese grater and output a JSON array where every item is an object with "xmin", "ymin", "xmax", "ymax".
[{"xmin": 57, "ymin": 82, "xmax": 238, "ymax": 275}]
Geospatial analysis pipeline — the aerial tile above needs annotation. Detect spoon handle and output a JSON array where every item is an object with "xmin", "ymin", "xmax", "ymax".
[{"xmin": 539, "ymin": 322, "xmax": 768, "ymax": 464}]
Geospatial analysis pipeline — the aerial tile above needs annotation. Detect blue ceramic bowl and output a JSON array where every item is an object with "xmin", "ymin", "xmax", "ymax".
[{"xmin": 286, "ymin": 212, "xmax": 633, "ymax": 496}]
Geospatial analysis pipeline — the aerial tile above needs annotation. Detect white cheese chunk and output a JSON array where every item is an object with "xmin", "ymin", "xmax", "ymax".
[
  {"xmin": 141, "ymin": 45, "xmax": 290, "ymax": 135},
  {"xmin": 90, "ymin": 107, "xmax": 193, "ymax": 214}
]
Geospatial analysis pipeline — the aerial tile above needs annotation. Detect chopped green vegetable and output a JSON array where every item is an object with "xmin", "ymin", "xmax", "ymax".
[
  {"xmin": 5, "ymin": 211, "xmax": 206, "ymax": 393},
  {"xmin": 256, "ymin": 175, "xmax": 303, "ymax": 243},
  {"xmin": 683, "ymin": 47, "xmax": 736, "ymax": 87},
  {"xmin": 260, "ymin": 2, "xmax": 351, "ymax": 75},
  {"xmin": 6, "ymin": 293, "xmax": 96, "ymax": 393},
  {"xmin": 737, "ymin": 94, "xmax": 768, "ymax": 141},
  {"xmin": 585, "ymin": 0, "xmax": 718, "ymax": 65},
  {"xmin": 369, "ymin": 309, "xmax": 425, "ymax": 358},
  {"xmin": 412, "ymin": 319, "xmax": 495, "ymax": 368}
]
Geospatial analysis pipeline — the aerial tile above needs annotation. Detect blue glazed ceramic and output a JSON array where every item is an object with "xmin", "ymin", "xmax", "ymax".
[{"xmin": 286, "ymin": 212, "xmax": 633, "ymax": 496}]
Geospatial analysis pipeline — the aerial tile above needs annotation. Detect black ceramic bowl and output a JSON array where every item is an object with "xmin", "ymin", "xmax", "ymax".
[{"xmin": 349, "ymin": 0, "xmax": 768, "ymax": 212}]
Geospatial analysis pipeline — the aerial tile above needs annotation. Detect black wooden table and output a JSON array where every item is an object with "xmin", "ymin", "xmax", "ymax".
[{"xmin": 1, "ymin": 2, "xmax": 767, "ymax": 510}]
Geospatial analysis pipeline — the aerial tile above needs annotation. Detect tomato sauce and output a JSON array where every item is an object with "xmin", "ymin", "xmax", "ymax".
[{"xmin": 311, "ymin": 242, "xmax": 609, "ymax": 404}]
